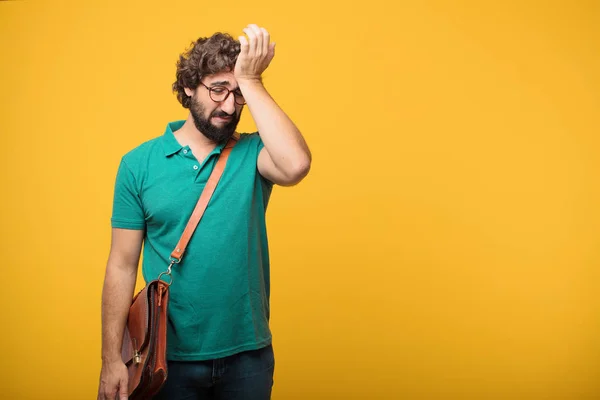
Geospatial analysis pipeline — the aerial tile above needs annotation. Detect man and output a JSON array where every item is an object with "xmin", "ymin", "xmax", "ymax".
[{"xmin": 98, "ymin": 24, "xmax": 311, "ymax": 400}]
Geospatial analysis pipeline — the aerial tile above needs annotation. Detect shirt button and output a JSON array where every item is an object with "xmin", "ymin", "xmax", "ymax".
[
  {"xmin": 193, "ymin": 165, "xmax": 198, "ymax": 170},
  {"xmin": 183, "ymin": 149, "xmax": 188, "ymax": 154}
]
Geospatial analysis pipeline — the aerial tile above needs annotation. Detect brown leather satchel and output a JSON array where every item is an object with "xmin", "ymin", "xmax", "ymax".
[{"xmin": 120, "ymin": 135, "xmax": 238, "ymax": 399}]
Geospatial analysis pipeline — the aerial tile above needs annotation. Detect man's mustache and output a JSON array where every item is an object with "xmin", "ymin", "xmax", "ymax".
[{"xmin": 212, "ymin": 111, "xmax": 235, "ymax": 118}]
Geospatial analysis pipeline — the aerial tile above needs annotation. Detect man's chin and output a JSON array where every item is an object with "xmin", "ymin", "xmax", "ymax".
[
  {"xmin": 191, "ymin": 113, "xmax": 238, "ymax": 143},
  {"xmin": 210, "ymin": 122, "xmax": 229, "ymax": 130},
  {"xmin": 211, "ymin": 128, "xmax": 236, "ymax": 143}
]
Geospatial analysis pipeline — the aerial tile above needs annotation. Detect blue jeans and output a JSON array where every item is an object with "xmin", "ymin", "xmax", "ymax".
[{"xmin": 153, "ymin": 344, "xmax": 275, "ymax": 400}]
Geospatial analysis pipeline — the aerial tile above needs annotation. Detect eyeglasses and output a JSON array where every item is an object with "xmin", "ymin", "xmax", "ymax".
[{"xmin": 199, "ymin": 82, "xmax": 246, "ymax": 105}]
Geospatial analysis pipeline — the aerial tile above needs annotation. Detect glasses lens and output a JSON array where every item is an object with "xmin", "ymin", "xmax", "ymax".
[
  {"xmin": 234, "ymin": 94, "xmax": 246, "ymax": 105},
  {"xmin": 210, "ymin": 87, "xmax": 228, "ymax": 102}
]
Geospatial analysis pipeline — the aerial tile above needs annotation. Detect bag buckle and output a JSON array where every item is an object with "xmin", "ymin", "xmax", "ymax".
[
  {"xmin": 157, "ymin": 258, "xmax": 179, "ymax": 286},
  {"xmin": 132, "ymin": 338, "xmax": 141, "ymax": 365}
]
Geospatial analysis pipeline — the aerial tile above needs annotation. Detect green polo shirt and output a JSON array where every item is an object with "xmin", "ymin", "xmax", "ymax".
[{"xmin": 111, "ymin": 120, "xmax": 274, "ymax": 361}]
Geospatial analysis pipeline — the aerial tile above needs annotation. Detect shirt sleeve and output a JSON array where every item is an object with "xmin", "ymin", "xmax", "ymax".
[{"xmin": 111, "ymin": 158, "xmax": 146, "ymax": 230}]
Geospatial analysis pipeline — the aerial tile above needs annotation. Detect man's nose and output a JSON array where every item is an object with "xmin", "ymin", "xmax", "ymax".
[{"xmin": 221, "ymin": 92, "xmax": 236, "ymax": 114}]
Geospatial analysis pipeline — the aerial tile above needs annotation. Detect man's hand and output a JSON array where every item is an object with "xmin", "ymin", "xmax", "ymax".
[
  {"xmin": 235, "ymin": 24, "xmax": 275, "ymax": 82},
  {"xmin": 97, "ymin": 360, "xmax": 129, "ymax": 400}
]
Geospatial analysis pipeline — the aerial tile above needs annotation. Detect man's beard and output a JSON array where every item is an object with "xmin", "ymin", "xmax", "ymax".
[{"xmin": 189, "ymin": 96, "xmax": 241, "ymax": 144}]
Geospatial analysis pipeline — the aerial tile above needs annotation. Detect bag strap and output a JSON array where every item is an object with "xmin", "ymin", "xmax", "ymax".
[{"xmin": 158, "ymin": 134, "xmax": 238, "ymax": 284}]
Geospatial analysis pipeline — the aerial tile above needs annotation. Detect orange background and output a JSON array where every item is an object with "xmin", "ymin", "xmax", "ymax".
[{"xmin": 1, "ymin": 1, "xmax": 599, "ymax": 398}]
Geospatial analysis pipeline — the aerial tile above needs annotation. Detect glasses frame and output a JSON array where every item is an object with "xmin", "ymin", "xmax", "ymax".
[{"xmin": 198, "ymin": 81, "xmax": 246, "ymax": 105}]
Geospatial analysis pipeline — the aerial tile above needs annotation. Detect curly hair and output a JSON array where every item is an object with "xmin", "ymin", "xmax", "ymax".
[{"xmin": 172, "ymin": 33, "xmax": 241, "ymax": 109}]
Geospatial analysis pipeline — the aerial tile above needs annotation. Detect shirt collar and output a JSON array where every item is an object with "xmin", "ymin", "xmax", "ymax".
[
  {"xmin": 161, "ymin": 120, "xmax": 241, "ymax": 157},
  {"xmin": 162, "ymin": 120, "xmax": 186, "ymax": 156}
]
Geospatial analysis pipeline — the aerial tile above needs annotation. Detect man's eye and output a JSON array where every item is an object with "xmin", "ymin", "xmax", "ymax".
[{"xmin": 212, "ymin": 88, "xmax": 226, "ymax": 94}]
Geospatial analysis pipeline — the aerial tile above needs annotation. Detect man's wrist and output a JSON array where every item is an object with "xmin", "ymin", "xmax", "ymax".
[
  {"xmin": 237, "ymin": 76, "xmax": 263, "ymax": 88},
  {"xmin": 102, "ymin": 352, "xmax": 123, "ymax": 364}
]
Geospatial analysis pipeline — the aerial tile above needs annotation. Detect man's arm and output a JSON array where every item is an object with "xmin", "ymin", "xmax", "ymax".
[
  {"xmin": 240, "ymin": 79, "xmax": 312, "ymax": 186},
  {"xmin": 98, "ymin": 228, "xmax": 144, "ymax": 400},
  {"xmin": 236, "ymin": 24, "xmax": 312, "ymax": 186}
]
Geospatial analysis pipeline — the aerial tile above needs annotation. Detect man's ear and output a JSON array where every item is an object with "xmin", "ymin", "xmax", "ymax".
[{"xmin": 184, "ymin": 87, "xmax": 195, "ymax": 97}]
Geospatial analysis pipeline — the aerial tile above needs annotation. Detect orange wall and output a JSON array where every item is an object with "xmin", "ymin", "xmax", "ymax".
[{"xmin": 1, "ymin": 0, "xmax": 599, "ymax": 398}]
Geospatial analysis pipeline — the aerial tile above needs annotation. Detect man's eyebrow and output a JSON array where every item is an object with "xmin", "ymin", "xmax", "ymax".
[{"xmin": 210, "ymin": 80, "xmax": 230, "ymax": 86}]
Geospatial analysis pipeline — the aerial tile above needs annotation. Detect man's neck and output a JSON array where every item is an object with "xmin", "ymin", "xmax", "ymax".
[{"xmin": 173, "ymin": 114, "xmax": 218, "ymax": 152}]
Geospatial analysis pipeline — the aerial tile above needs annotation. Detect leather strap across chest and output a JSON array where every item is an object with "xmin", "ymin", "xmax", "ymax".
[{"xmin": 170, "ymin": 135, "xmax": 238, "ymax": 263}]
